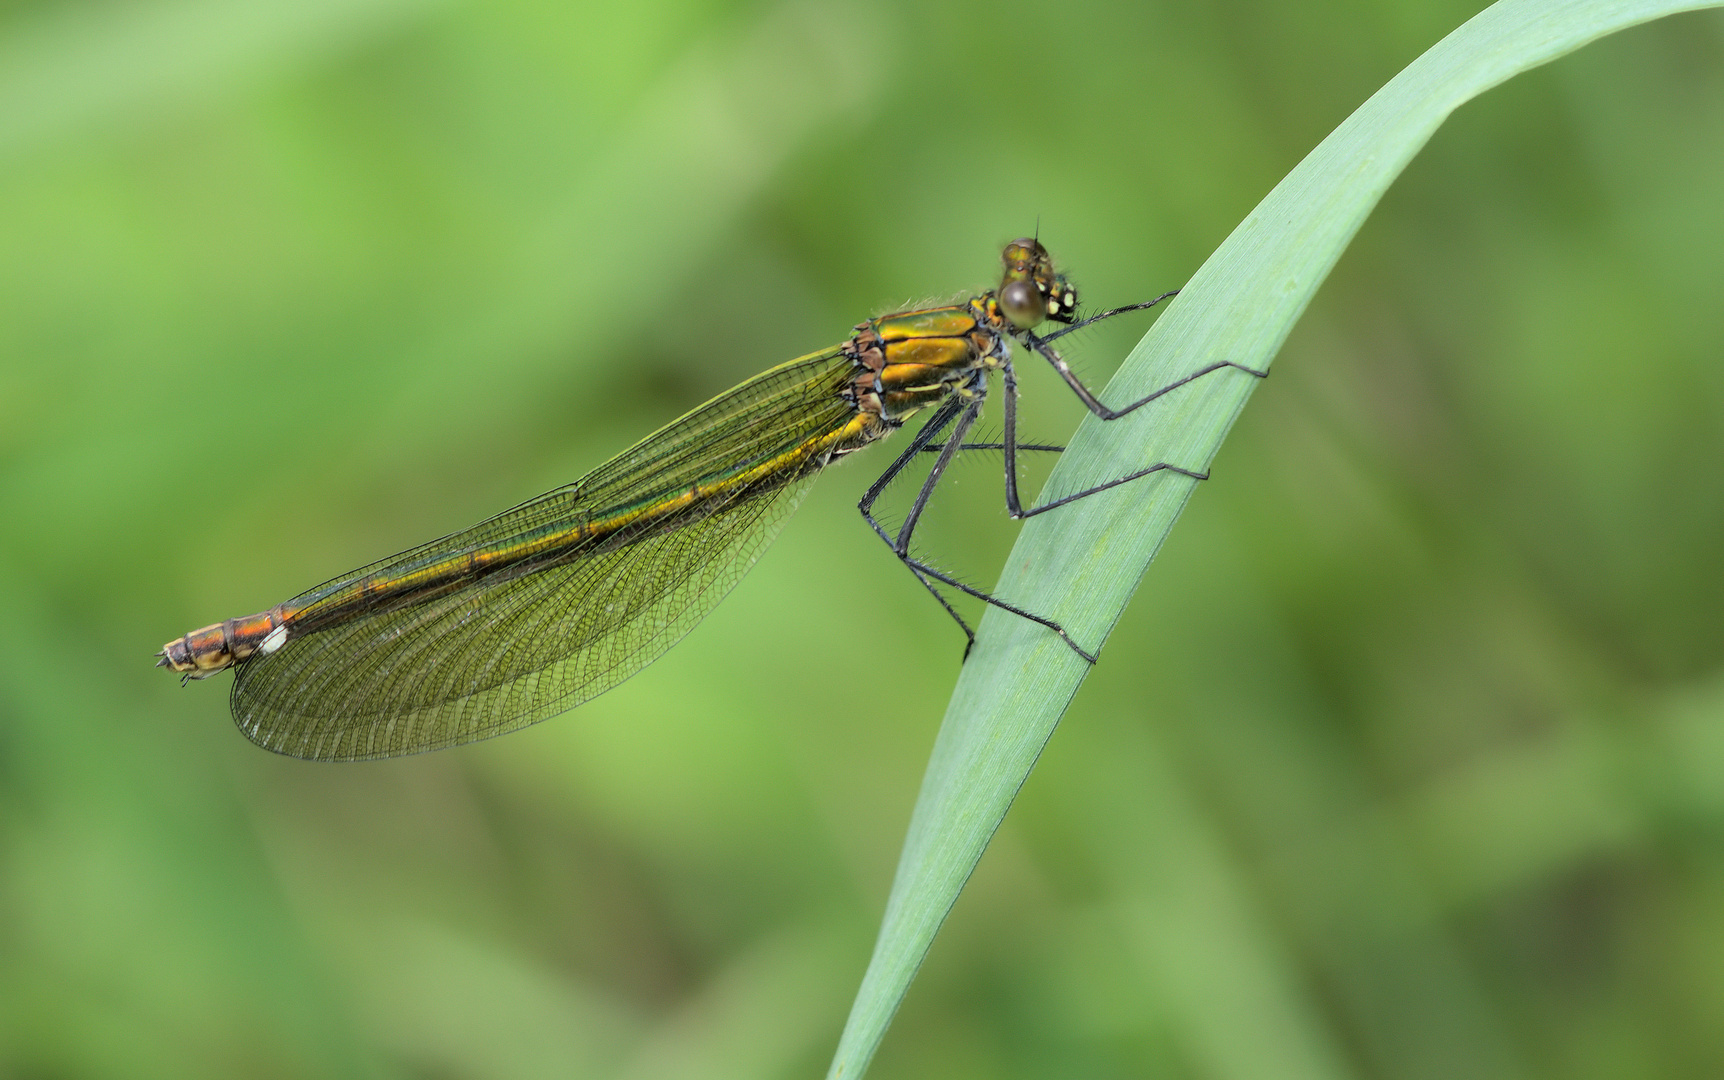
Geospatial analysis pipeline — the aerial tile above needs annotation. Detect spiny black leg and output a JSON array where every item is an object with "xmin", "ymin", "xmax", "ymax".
[
  {"xmin": 921, "ymin": 442, "xmax": 1063, "ymax": 453},
  {"xmin": 891, "ymin": 388, "xmax": 983, "ymax": 553},
  {"xmin": 859, "ymin": 394, "xmax": 967, "ymax": 549},
  {"xmin": 1035, "ymin": 285, "xmax": 1262, "ymax": 419},
  {"xmin": 1001, "ymin": 359, "xmax": 1029, "ymax": 515},
  {"xmin": 1024, "ymin": 326, "xmax": 1267, "ymax": 423},
  {"xmin": 1016, "ymin": 462, "xmax": 1210, "ymax": 518},
  {"xmin": 1001, "ymin": 350, "xmax": 1213, "ymax": 517},
  {"xmin": 902, "ymin": 557, "xmax": 1097, "ymax": 664},
  {"xmin": 859, "ymin": 387, "xmax": 1093, "ymax": 660},
  {"xmin": 909, "ymin": 564, "xmax": 977, "ymax": 658},
  {"xmin": 859, "ymin": 393, "xmax": 986, "ymax": 647}
]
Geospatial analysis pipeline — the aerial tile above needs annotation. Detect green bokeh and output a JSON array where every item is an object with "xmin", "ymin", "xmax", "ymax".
[{"xmin": 2, "ymin": 1, "xmax": 1722, "ymax": 1078}]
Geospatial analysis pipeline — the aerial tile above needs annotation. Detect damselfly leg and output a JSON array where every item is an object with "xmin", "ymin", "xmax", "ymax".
[{"xmin": 859, "ymin": 288, "xmax": 1268, "ymax": 661}]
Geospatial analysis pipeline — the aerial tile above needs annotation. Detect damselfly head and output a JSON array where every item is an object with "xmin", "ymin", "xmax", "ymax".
[{"xmin": 997, "ymin": 238, "xmax": 1078, "ymax": 329}]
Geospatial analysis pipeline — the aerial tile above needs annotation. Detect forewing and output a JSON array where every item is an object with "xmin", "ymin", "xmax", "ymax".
[{"xmin": 230, "ymin": 348, "xmax": 856, "ymax": 760}]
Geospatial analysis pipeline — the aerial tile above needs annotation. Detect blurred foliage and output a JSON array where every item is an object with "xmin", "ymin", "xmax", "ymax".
[{"xmin": 1, "ymin": 0, "xmax": 1722, "ymax": 1077}]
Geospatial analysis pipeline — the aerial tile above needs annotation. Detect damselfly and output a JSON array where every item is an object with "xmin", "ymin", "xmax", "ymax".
[{"xmin": 159, "ymin": 239, "xmax": 1263, "ymax": 760}]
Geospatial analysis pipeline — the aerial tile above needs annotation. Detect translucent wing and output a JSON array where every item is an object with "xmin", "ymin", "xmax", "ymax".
[{"xmin": 231, "ymin": 348, "xmax": 858, "ymax": 760}]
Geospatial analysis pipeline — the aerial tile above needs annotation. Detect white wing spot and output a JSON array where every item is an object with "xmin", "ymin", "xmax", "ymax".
[{"xmin": 259, "ymin": 625, "xmax": 289, "ymax": 654}]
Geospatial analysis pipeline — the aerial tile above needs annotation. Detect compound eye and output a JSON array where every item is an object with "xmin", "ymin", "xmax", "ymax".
[{"xmin": 999, "ymin": 279, "xmax": 1043, "ymax": 329}]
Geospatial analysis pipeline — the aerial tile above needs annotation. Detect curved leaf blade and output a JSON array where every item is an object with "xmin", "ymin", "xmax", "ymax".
[{"xmin": 829, "ymin": 1, "xmax": 1724, "ymax": 1076}]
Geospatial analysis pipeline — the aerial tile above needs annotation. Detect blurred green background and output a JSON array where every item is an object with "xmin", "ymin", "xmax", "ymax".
[{"xmin": 2, "ymin": 0, "xmax": 1723, "ymax": 1076}]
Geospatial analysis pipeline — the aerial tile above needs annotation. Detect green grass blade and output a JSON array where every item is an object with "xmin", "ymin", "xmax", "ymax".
[{"xmin": 827, "ymin": 0, "xmax": 1724, "ymax": 1075}]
